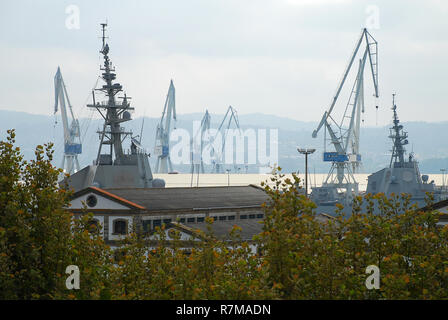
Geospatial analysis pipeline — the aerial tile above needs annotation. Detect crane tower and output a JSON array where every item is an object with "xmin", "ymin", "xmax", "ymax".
[
  {"xmin": 191, "ymin": 109, "xmax": 211, "ymax": 174},
  {"xmin": 311, "ymin": 28, "xmax": 379, "ymax": 205},
  {"xmin": 54, "ymin": 67, "xmax": 82, "ymax": 175},
  {"xmin": 210, "ymin": 106, "xmax": 241, "ymax": 173},
  {"xmin": 154, "ymin": 80, "xmax": 177, "ymax": 173}
]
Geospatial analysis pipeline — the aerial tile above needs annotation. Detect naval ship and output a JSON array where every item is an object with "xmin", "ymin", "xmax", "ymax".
[
  {"xmin": 62, "ymin": 23, "xmax": 164, "ymax": 191},
  {"xmin": 314, "ymin": 95, "xmax": 442, "ymax": 216},
  {"xmin": 364, "ymin": 95, "xmax": 441, "ymax": 205}
]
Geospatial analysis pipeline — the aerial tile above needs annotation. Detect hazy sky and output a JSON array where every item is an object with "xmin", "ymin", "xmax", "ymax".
[{"xmin": 0, "ymin": 0, "xmax": 447, "ymax": 126}]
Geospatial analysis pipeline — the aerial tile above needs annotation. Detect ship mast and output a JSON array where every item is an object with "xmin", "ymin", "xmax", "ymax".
[
  {"xmin": 389, "ymin": 94, "xmax": 409, "ymax": 168},
  {"xmin": 62, "ymin": 22, "xmax": 158, "ymax": 191},
  {"xmin": 87, "ymin": 22, "xmax": 134, "ymax": 165}
]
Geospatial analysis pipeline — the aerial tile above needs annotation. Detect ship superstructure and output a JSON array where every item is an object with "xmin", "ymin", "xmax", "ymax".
[
  {"xmin": 62, "ymin": 23, "xmax": 162, "ymax": 191},
  {"xmin": 365, "ymin": 95, "xmax": 437, "ymax": 200}
]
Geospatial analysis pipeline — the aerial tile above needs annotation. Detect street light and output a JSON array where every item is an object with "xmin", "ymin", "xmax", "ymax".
[
  {"xmin": 297, "ymin": 148, "xmax": 316, "ymax": 197},
  {"xmin": 441, "ymin": 168, "xmax": 446, "ymax": 193}
]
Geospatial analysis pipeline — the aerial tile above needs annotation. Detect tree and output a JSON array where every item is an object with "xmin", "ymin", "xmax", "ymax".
[
  {"xmin": 2, "ymin": 132, "xmax": 448, "ymax": 300},
  {"xmin": 258, "ymin": 168, "xmax": 448, "ymax": 299},
  {"xmin": 0, "ymin": 130, "xmax": 112, "ymax": 299}
]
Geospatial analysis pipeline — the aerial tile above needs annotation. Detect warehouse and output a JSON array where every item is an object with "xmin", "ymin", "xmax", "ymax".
[{"xmin": 68, "ymin": 185, "xmax": 270, "ymax": 247}]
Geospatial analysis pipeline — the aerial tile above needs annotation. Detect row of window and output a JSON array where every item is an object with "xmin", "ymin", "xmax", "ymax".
[
  {"xmin": 211, "ymin": 213, "xmax": 263, "ymax": 221},
  {"xmin": 88, "ymin": 213, "xmax": 265, "ymax": 235},
  {"xmin": 240, "ymin": 213, "xmax": 264, "ymax": 220},
  {"xmin": 89, "ymin": 218, "xmax": 128, "ymax": 235},
  {"xmin": 141, "ymin": 213, "xmax": 264, "ymax": 231}
]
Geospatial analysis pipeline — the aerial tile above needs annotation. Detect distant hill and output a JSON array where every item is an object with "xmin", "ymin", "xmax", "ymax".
[{"xmin": 0, "ymin": 109, "xmax": 447, "ymax": 174}]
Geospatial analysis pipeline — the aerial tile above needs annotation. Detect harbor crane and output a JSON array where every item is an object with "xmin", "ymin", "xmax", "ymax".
[
  {"xmin": 311, "ymin": 28, "xmax": 379, "ymax": 205},
  {"xmin": 154, "ymin": 80, "xmax": 177, "ymax": 173},
  {"xmin": 210, "ymin": 106, "xmax": 241, "ymax": 173},
  {"xmin": 191, "ymin": 109, "xmax": 211, "ymax": 174},
  {"xmin": 54, "ymin": 66, "xmax": 82, "ymax": 175}
]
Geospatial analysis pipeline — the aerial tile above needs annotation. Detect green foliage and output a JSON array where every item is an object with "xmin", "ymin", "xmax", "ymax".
[
  {"xmin": 108, "ymin": 220, "xmax": 274, "ymax": 299},
  {"xmin": 0, "ymin": 129, "xmax": 74, "ymax": 299},
  {"xmin": 1, "ymin": 132, "xmax": 448, "ymax": 300},
  {"xmin": 258, "ymin": 167, "xmax": 448, "ymax": 299},
  {"xmin": 0, "ymin": 130, "xmax": 111, "ymax": 299}
]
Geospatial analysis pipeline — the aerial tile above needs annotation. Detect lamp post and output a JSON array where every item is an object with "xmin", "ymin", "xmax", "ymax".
[
  {"xmin": 441, "ymin": 168, "xmax": 446, "ymax": 193},
  {"xmin": 297, "ymin": 148, "xmax": 316, "ymax": 197}
]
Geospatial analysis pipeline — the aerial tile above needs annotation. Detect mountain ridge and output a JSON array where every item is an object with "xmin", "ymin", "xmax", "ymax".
[{"xmin": 1, "ymin": 109, "xmax": 447, "ymax": 174}]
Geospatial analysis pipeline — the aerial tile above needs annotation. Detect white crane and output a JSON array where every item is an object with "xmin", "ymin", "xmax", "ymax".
[
  {"xmin": 154, "ymin": 80, "xmax": 176, "ymax": 173},
  {"xmin": 210, "ymin": 106, "xmax": 241, "ymax": 173},
  {"xmin": 54, "ymin": 66, "xmax": 82, "ymax": 175},
  {"xmin": 190, "ymin": 109, "xmax": 211, "ymax": 186},
  {"xmin": 191, "ymin": 109, "xmax": 211, "ymax": 174},
  {"xmin": 311, "ymin": 28, "xmax": 379, "ymax": 203}
]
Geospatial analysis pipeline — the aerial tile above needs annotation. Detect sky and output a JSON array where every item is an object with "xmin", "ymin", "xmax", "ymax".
[{"xmin": 0, "ymin": 0, "xmax": 447, "ymax": 126}]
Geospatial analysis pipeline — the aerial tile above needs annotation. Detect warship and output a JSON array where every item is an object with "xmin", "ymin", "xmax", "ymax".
[
  {"xmin": 314, "ymin": 95, "xmax": 442, "ymax": 217},
  {"xmin": 365, "ymin": 95, "xmax": 441, "ymax": 204},
  {"xmin": 62, "ymin": 23, "xmax": 164, "ymax": 191}
]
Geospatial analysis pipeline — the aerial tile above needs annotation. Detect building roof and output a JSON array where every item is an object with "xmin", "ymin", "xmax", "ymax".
[
  {"xmin": 182, "ymin": 219, "xmax": 264, "ymax": 241},
  {"xmin": 419, "ymin": 198, "xmax": 448, "ymax": 219},
  {"xmin": 178, "ymin": 213, "xmax": 334, "ymax": 242},
  {"xmin": 419, "ymin": 198, "xmax": 448, "ymax": 212},
  {"xmin": 71, "ymin": 186, "xmax": 146, "ymax": 210},
  {"xmin": 103, "ymin": 185, "xmax": 270, "ymax": 211}
]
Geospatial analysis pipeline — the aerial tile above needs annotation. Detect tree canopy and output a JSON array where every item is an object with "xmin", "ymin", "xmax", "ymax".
[{"xmin": 1, "ymin": 130, "xmax": 448, "ymax": 300}]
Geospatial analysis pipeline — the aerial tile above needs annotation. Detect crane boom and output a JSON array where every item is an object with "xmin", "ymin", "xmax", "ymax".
[
  {"xmin": 54, "ymin": 66, "xmax": 82, "ymax": 175},
  {"xmin": 312, "ymin": 28, "xmax": 378, "ymax": 138},
  {"xmin": 210, "ymin": 106, "xmax": 241, "ymax": 173},
  {"xmin": 154, "ymin": 80, "xmax": 177, "ymax": 173},
  {"xmin": 191, "ymin": 109, "xmax": 211, "ymax": 175},
  {"xmin": 309, "ymin": 28, "xmax": 379, "ymax": 206}
]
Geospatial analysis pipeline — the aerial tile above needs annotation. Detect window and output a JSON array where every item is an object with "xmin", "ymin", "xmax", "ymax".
[
  {"xmin": 212, "ymin": 216, "xmax": 218, "ymax": 221},
  {"xmin": 163, "ymin": 218, "xmax": 172, "ymax": 224},
  {"xmin": 228, "ymin": 215, "xmax": 235, "ymax": 221},
  {"xmin": 153, "ymin": 219, "xmax": 162, "ymax": 229},
  {"xmin": 240, "ymin": 214, "xmax": 248, "ymax": 220},
  {"xmin": 113, "ymin": 219, "xmax": 127, "ymax": 235},
  {"xmin": 86, "ymin": 195, "xmax": 97, "ymax": 208},
  {"xmin": 142, "ymin": 220, "xmax": 151, "ymax": 232},
  {"xmin": 88, "ymin": 219, "xmax": 99, "ymax": 233},
  {"xmin": 179, "ymin": 218, "xmax": 186, "ymax": 223},
  {"xmin": 197, "ymin": 217, "xmax": 204, "ymax": 223},
  {"xmin": 249, "ymin": 214, "xmax": 256, "ymax": 219},
  {"xmin": 256, "ymin": 214, "xmax": 264, "ymax": 219},
  {"xmin": 187, "ymin": 217, "xmax": 195, "ymax": 223},
  {"xmin": 219, "ymin": 216, "xmax": 226, "ymax": 221}
]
